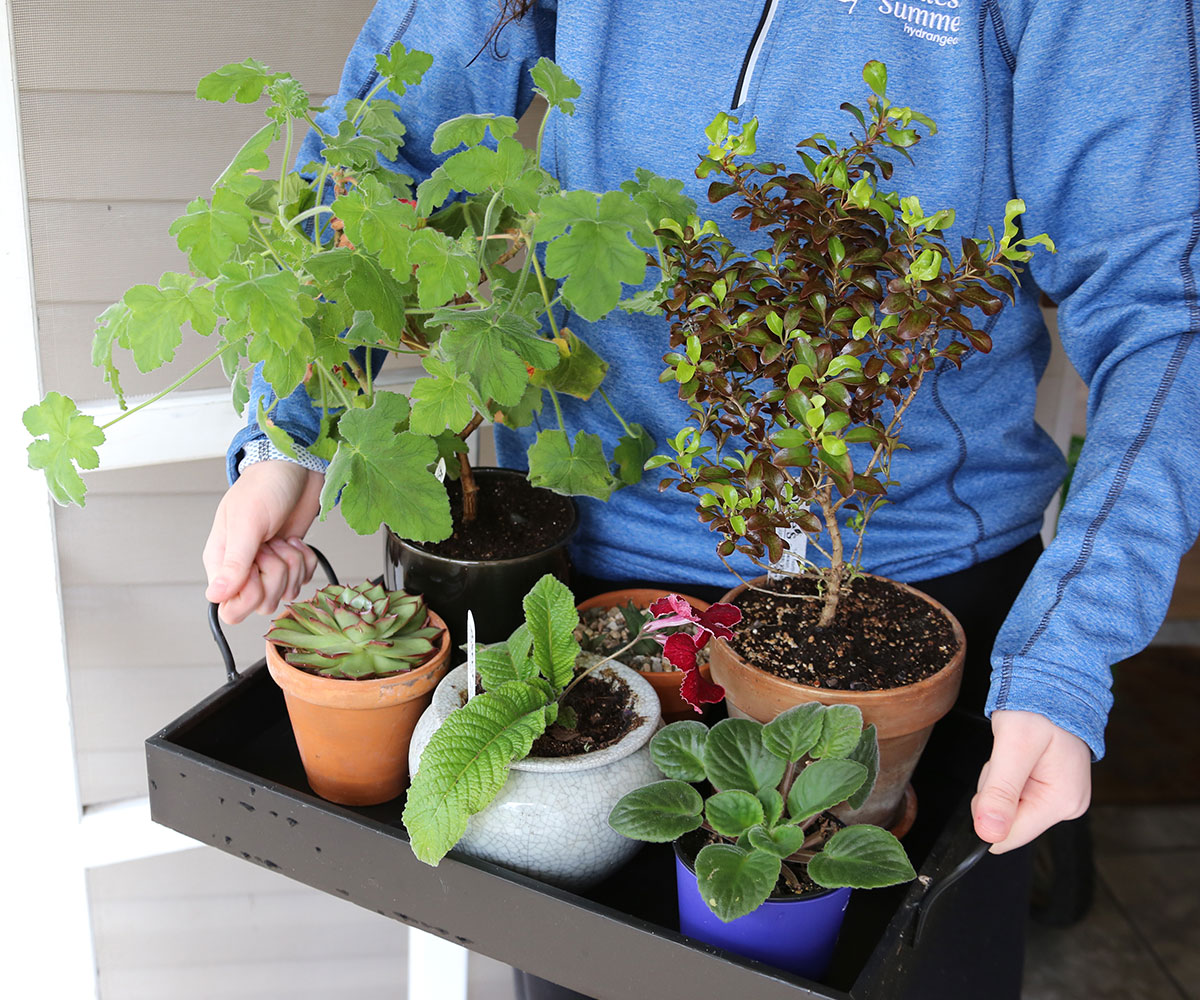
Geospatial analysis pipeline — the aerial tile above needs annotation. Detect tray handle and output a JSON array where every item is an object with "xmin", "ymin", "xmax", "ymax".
[
  {"xmin": 207, "ymin": 545, "xmax": 339, "ymax": 683},
  {"xmin": 910, "ymin": 836, "xmax": 991, "ymax": 947}
]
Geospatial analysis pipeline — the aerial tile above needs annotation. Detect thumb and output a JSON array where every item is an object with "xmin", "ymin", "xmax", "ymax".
[{"xmin": 972, "ymin": 726, "xmax": 1047, "ymax": 845}]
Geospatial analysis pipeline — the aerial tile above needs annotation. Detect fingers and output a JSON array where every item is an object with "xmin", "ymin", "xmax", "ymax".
[{"xmin": 972, "ymin": 710, "xmax": 1092, "ymax": 855}]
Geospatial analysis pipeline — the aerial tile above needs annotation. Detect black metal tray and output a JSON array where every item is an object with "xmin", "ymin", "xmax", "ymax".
[{"xmin": 146, "ymin": 649, "xmax": 1031, "ymax": 1000}]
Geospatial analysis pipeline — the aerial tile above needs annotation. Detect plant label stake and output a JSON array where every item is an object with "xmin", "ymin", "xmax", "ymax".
[
  {"xmin": 466, "ymin": 610, "xmax": 476, "ymax": 702},
  {"xmin": 433, "ymin": 457, "xmax": 447, "ymax": 484},
  {"xmin": 768, "ymin": 527, "xmax": 807, "ymax": 582}
]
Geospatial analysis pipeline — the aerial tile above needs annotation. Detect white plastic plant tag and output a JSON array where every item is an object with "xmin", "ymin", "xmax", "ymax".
[
  {"xmin": 433, "ymin": 456, "xmax": 447, "ymax": 483},
  {"xmin": 465, "ymin": 610, "xmax": 477, "ymax": 702},
  {"xmin": 768, "ymin": 527, "xmax": 807, "ymax": 582}
]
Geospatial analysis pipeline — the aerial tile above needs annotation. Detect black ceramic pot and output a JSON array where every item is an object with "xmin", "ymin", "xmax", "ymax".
[{"xmin": 383, "ymin": 467, "xmax": 577, "ymax": 657}]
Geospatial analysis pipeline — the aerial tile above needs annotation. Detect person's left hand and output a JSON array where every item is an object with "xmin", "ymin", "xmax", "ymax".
[{"xmin": 972, "ymin": 709, "xmax": 1092, "ymax": 853}]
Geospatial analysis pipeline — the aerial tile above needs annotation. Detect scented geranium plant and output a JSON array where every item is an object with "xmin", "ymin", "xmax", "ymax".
[
  {"xmin": 402, "ymin": 574, "xmax": 740, "ymax": 864},
  {"xmin": 609, "ymin": 705, "xmax": 915, "ymax": 922},
  {"xmin": 24, "ymin": 45, "xmax": 694, "ymax": 534},
  {"xmin": 651, "ymin": 62, "xmax": 1053, "ymax": 623}
]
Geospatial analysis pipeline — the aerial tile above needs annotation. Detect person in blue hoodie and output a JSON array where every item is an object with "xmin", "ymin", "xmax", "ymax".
[{"xmin": 202, "ymin": 0, "xmax": 1198, "ymax": 921}]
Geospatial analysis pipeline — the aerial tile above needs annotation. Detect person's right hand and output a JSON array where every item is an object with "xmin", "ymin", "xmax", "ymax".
[{"xmin": 203, "ymin": 460, "xmax": 323, "ymax": 624}]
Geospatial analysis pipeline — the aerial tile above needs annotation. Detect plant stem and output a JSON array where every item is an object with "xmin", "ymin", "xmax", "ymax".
[
  {"xmin": 99, "ymin": 340, "xmax": 238, "ymax": 431},
  {"xmin": 528, "ymin": 244, "xmax": 563, "ymax": 340},
  {"xmin": 251, "ymin": 219, "xmax": 288, "ymax": 271},
  {"xmin": 548, "ymin": 387, "xmax": 565, "ymax": 433},
  {"xmin": 287, "ymin": 204, "xmax": 334, "ymax": 231},
  {"xmin": 477, "ymin": 190, "xmax": 503, "ymax": 275},
  {"xmin": 816, "ymin": 487, "xmax": 843, "ymax": 627},
  {"xmin": 278, "ymin": 116, "xmax": 294, "ymax": 226},
  {"xmin": 559, "ymin": 628, "xmax": 653, "ymax": 702},
  {"xmin": 598, "ymin": 387, "xmax": 633, "ymax": 436},
  {"xmin": 456, "ymin": 412, "xmax": 485, "ymax": 524}
]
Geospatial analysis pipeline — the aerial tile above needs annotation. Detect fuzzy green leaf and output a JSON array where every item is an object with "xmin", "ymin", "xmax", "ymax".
[
  {"xmin": 756, "ymin": 788, "xmax": 785, "ymax": 828},
  {"xmin": 807, "ymin": 824, "xmax": 916, "ymax": 889},
  {"xmin": 216, "ymin": 260, "xmax": 306, "ymax": 351},
  {"xmin": 608, "ymin": 780, "xmax": 704, "ymax": 842},
  {"xmin": 845, "ymin": 723, "xmax": 880, "ymax": 810},
  {"xmin": 762, "ymin": 702, "xmax": 825, "ymax": 762},
  {"xmin": 530, "ymin": 58, "xmax": 582, "ymax": 115},
  {"xmin": 319, "ymin": 394, "xmax": 452, "ymax": 541},
  {"xmin": 409, "ymin": 355, "xmax": 478, "ymax": 436},
  {"xmin": 811, "ymin": 704, "xmax": 864, "ymax": 759},
  {"xmin": 527, "ymin": 429, "xmax": 619, "ymax": 501},
  {"xmin": 785, "ymin": 758, "xmax": 868, "ymax": 824},
  {"xmin": 431, "ymin": 113, "xmax": 519, "ymax": 154},
  {"xmin": 24, "ymin": 392, "xmax": 105, "ymax": 507},
  {"xmin": 535, "ymin": 190, "xmax": 649, "ymax": 321},
  {"xmin": 706, "ymin": 790, "xmax": 765, "ymax": 838},
  {"xmin": 522, "ymin": 573, "xmax": 580, "ymax": 692},
  {"xmin": 703, "ymin": 718, "xmax": 786, "ymax": 794},
  {"xmin": 693, "ymin": 843, "xmax": 780, "ymax": 923},
  {"xmin": 649, "ymin": 720, "xmax": 709, "ymax": 782},
  {"xmin": 747, "ymin": 824, "xmax": 806, "ymax": 859},
  {"xmin": 169, "ymin": 189, "xmax": 251, "ymax": 279},
  {"xmin": 403, "ymin": 680, "xmax": 550, "ymax": 864}
]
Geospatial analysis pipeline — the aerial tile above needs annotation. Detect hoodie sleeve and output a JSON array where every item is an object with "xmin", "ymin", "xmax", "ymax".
[
  {"xmin": 985, "ymin": 0, "xmax": 1200, "ymax": 757},
  {"xmin": 226, "ymin": 0, "xmax": 557, "ymax": 484}
]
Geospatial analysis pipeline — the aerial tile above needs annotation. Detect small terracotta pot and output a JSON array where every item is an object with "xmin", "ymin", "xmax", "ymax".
[
  {"xmin": 575, "ymin": 588, "xmax": 715, "ymax": 723},
  {"xmin": 709, "ymin": 575, "xmax": 963, "ymax": 827},
  {"xmin": 266, "ymin": 610, "xmax": 451, "ymax": 807}
]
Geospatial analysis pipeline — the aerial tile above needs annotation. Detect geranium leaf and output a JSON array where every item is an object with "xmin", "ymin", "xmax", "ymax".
[
  {"xmin": 693, "ymin": 843, "xmax": 780, "ymax": 923},
  {"xmin": 374, "ymin": 43, "xmax": 433, "ymax": 97},
  {"xmin": 197, "ymin": 58, "xmax": 276, "ymax": 104},
  {"xmin": 431, "ymin": 113, "xmax": 519, "ymax": 154},
  {"xmin": 530, "ymin": 58, "xmax": 582, "ymax": 115},
  {"xmin": 527, "ymin": 429, "xmax": 619, "ymax": 501},
  {"xmin": 214, "ymin": 122, "xmax": 277, "ymax": 197},
  {"xmin": 91, "ymin": 302, "xmax": 128, "ymax": 408},
  {"xmin": 169, "ymin": 189, "xmax": 252, "ymax": 279},
  {"xmin": 438, "ymin": 308, "xmax": 557, "ymax": 407},
  {"xmin": 24, "ymin": 392, "xmax": 105, "ymax": 507},
  {"xmin": 807, "ymin": 824, "xmax": 916, "ymax": 889},
  {"xmin": 117, "ymin": 273, "xmax": 217, "ymax": 373},
  {"xmin": 342, "ymin": 253, "xmax": 410, "ymax": 345},
  {"xmin": 409, "ymin": 355, "xmax": 478, "ymax": 436},
  {"xmin": 608, "ymin": 780, "xmax": 704, "ymax": 843},
  {"xmin": 333, "ymin": 175, "xmax": 420, "ymax": 277},
  {"xmin": 522, "ymin": 573, "xmax": 580, "ymax": 692},
  {"xmin": 785, "ymin": 758, "xmax": 868, "ymax": 823},
  {"xmin": 322, "ymin": 118, "xmax": 391, "ymax": 172},
  {"xmin": 216, "ymin": 260, "xmax": 305, "ymax": 351},
  {"xmin": 650, "ymin": 721, "xmax": 710, "ymax": 782},
  {"xmin": 403, "ymin": 679, "xmax": 549, "ymax": 865},
  {"xmin": 619, "ymin": 167, "xmax": 697, "ymax": 244},
  {"xmin": 703, "ymin": 718, "xmax": 786, "ymax": 794},
  {"xmin": 531, "ymin": 327, "xmax": 607, "ymax": 399},
  {"xmin": 319, "ymin": 394, "xmax": 452, "ymax": 541},
  {"xmin": 613, "ymin": 423, "xmax": 655, "ymax": 486},
  {"xmin": 441, "ymin": 136, "xmax": 526, "ymax": 195},
  {"xmin": 407, "ymin": 228, "xmax": 475, "ymax": 309}
]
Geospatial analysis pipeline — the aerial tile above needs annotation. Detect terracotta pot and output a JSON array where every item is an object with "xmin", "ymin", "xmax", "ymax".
[
  {"xmin": 709, "ymin": 575, "xmax": 964, "ymax": 827},
  {"xmin": 575, "ymin": 588, "xmax": 715, "ymax": 723},
  {"xmin": 266, "ymin": 610, "xmax": 451, "ymax": 807}
]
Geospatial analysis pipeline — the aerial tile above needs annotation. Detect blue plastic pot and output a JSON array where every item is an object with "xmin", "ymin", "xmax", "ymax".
[{"xmin": 674, "ymin": 835, "xmax": 853, "ymax": 982}]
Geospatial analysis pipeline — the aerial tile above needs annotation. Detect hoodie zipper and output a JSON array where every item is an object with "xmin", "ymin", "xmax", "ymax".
[{"xmin": 732, "ymin": 0, "xmax": 781, "ymax": 109}]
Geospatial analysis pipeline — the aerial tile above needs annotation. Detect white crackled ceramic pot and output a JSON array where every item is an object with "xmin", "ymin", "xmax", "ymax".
[{"xmin": 408, "ymin": 660, "xmax": 662, "ymax": 890}]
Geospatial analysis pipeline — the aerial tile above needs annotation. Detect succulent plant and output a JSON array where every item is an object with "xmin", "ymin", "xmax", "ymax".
[{"xmin": 267, "ymin": 582, "xmax": 442, "ymax": 679}]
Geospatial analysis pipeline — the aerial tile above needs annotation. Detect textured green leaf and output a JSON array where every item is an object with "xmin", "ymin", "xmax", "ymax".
[
  {"xmin": 197, "ymin": 58, "xmax": 275, "ymax": 103},
  {"xmin": 346, "ymin": 97, "xmax": 408, "ymax": 162},
  {"xmin": 403, "ymin": 679, "xmax": 550, "ymax": 865},
  {"xmin": 706, "ymin": 790, "xmax": 765, "ymax": 838},
  {"xmin": 693, "ymin": 843, "xmax": 780, "ymax": 923},
  {"xmin": 333, "ymin": 175, "xmax": 420, "ymax": 277},
  {"xmin": 845, "ymin": 723, "xmax": 880, "ymax": 811},
  {"xmin": 649, "ymin": 720, "xmax": 709, "ymax": 782},
  {"xmin": 415, "ymin": 166, "xmax": 455, "ymax": 218},
  {"xmin": 343, "ymin": 253, "xmax": 410, "ymax": 345},
  {"xmin": 431, "ymin": 113, "xmax": 519, "ymax": 154},
  {"xmin": 619, "ymin": 167, "xmax": 697, "ymax": 243},
  {"xmin": 747, "ymin": 823, "xmax": 806, "ymax": 859},
  {"xmin": 756, "ymin": 788, "xmax": 785, "ymax": 828},
  {"xmin": 530, "ymin": 58, "xmax": 582, "ymax": 115},
  {"xmin": 703, "ymin": 718, "xmax": 786, "ymax": 794},
  {"xmin": 91, "ymin": 302, "xmax": 128, "ymax": 407},
  {"xmin": 762, "ymin": 702, "xmax": 825, "ymax": 762},
  {"xmin": 785, "ymin": 758, "xmax": 868, "ymax": 824},
  {"xmin": 117, "ymin": 273, "xmax": 217, "ymax": 373},
  {"xmin": 24, "ymin": 392, "xmax": 105, "ymax": 507},
  {"xmin": 608, "ymin": 780, "xmax": 704, "ymax": 843},
  {"xmin": 246, "ymin": 322, "xmax": 314, "ymax": 400},
  {"xmin": 169, "ymin": 189, "xmax": 251, "ymax": 279},
  {"xmin": 811, "ymin": 704, "xmax": 864, "ymax": 759},
  {"xmin": 319, "ymin": 394, "xmax": 452, "ymax": 541},
  {"xmin": 522, "ymin": 573, "xmax": 580, "ymax": 692},
  {"xmin": 441, "ymin": 137, "xmax": 526, "ymax": 195},
  {"xmin": 214, "ymin": 122, "xmax": 277, "ymax": 196},
  {"xmin": 535, "ymin": 190, "xmax": 649, "ymax": 321},
  {"xmin": 408, "ymin": 227, "xmax": 475, "ymax": 308},
  {"xmin": 322, "ymin": 118, "xmax": 392, "ymax": 172},
  {"xmin": 527, "ymin": 429, "xmax": 619, "ymax": 501},
  {"xmin": 374, "ymin": 43, "xmax": 433, "ymax": 97},
  {"xmin": 216, "ymin": 259, "xmax": 306, "ymax": 350},
  {"xmin": 265, "ymin": 75, "xmax": 309, "ymax": 125},
  {"xmin": 409, "ymin": 356, "xmax": 478, "ymax": 436},
  {"xmin": 532, "ymin": 328, "xmax": 607, "ymax": 398},
  {"xmin": 807, "ymin": 825, "xmax": 916, "ymax": 889},
  {"xmin": 612, "ymin": 423, "xmax": 655, "ymax": 486},
  {"xmin": 438, "ymin": 308, "xmax": 556, "ymax": 407},
  {"xmin": 494, "ymin": 383, "xmax": 543, "ymax": 428}
]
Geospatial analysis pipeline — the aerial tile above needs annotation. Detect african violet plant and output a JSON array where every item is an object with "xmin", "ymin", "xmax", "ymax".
[
  {"xmin": 267, "ymin": 581, "xmax": 441, "ymax": 679},
  {"xmin": 609, "ymin": 705, "xmax": 915, "ymax": 922},
  {"xmin": 402, "ymin": 574, "xmax": 740, "ymax": 864},
  {"xmin": 651, "ymin": 62, "xmax": 1054, "ymax": 624},
  {"xmin": 24, "ymin": 45, "xmax": 693, "ymax": 535}
]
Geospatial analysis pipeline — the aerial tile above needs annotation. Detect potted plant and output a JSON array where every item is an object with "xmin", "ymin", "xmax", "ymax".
[
  {"xmin": 402, "ymin": 573, "xmax": 740, "ymax": 888},
  {"xmin": 22, "ymin": 45, "xmax": 694, "ymax": 649},
  {"xmin": 648, "ymin": 62, "xmax": 1054, "ymax": 825},
  {"xmin": 608, "ymin": 705, "xmax": 915, "ymax": 981},
  {"xmin": 265, "ymin": 580, "xmax": 450, "ymax": 806},
  {"xmin": 575, "ymin": 589, "xmax": 722, "ymax": 723}
]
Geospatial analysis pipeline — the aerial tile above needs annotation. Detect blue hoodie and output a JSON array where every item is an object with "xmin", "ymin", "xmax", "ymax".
[{"xmin": 229, "ymin": 0, "xmax": 1200, "ymax": 760}]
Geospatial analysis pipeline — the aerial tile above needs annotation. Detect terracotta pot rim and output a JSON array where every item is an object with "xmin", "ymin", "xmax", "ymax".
[
  {"xmin": 266, "ymin": 608, "xmax": 452, "ymax": 707},
  {"xmin": 714, "ymin": 573, "xmax": 965, "ymax": 701},
  {"xmin": 576, "ymin": 587, "xmax": 714, "ymax": 679},
  {"xmin": 385, "ymin": 467, "xmax": 578, "ymax": 567}
]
